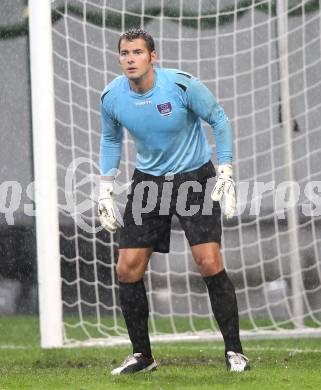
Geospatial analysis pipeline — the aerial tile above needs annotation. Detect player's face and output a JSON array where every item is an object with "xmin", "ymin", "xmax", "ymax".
[{"xmin": 119, "ymin": 38, "xmax": 156, "ymax": 82}]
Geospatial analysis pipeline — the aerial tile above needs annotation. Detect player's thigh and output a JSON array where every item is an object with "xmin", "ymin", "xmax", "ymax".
[
  {"xmin": 176, "ymin": 185, "xmax": 222, "ymax": 247},
  {"xmin": 180, "ymin": 208, "xmax": 222, "ymax": 246},
  {"xmin": 174, "ymin": 160, "xmax": 222, "ymax": 246},
  {"xmin": 119, "ymin": 171, "xmax": 172, "ymax": 254}
]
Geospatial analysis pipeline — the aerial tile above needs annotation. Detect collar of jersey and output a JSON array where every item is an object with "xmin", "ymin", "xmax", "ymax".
[{"xmin": 126, "ymin": 68, "xmax": 158, "ymax": 99}]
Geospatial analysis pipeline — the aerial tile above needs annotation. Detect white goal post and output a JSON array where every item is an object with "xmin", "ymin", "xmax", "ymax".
[
  {"xmin": 29, "ymin": 0, "xmax": 62, "ymax": 348},
  {"xmin": 30, "ymin": 0, "xmax": 321, "ymax": 348}
]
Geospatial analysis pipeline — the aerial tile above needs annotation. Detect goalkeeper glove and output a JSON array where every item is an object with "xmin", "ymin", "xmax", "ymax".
[
  {"xmin": 98, "ymin": 181, "xmax": 120, "ymax": 233},
  {"xmin": 211, "ymin": 164, "xmax": 236, "ymax": 219}
]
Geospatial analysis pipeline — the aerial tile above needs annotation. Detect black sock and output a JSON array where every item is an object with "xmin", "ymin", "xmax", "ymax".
[
  {"xmin": 203, "ymin": 269, "xmax": 243, "ymax": 355},
  {"xmin": 118, "ymin": 279, "xmax": 152, "ymax": 358}
]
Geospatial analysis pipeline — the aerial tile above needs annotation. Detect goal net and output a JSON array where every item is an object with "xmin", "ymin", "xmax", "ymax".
[{"xmin": 36, "ymin": 0, "xmax": 321, "ymax": 346}]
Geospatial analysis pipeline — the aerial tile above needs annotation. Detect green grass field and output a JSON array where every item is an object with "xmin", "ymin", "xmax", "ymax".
[{"xmin": 0, "ymin": 316, "xmax": 321, "ymax": 389}]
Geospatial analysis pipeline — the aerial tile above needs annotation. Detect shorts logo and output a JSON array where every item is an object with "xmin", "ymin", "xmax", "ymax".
[{"xmin": 157, "ymin": 102, "xmax": 172, "ymax": 116}]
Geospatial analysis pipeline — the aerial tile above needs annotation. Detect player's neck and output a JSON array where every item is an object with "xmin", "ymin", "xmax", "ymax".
[{"xmin": 128, "ymin": 68, "xmax": 155, "ymax": 94}]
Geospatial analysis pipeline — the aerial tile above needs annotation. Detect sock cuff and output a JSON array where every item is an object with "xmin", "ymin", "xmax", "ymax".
[
  {"xmin": 118, "ymin": 279, "xmax": 145, "ymax": 288},
  {"xmin": 203, "ymin": 269, "xmax": 228, "ymax": 288}
]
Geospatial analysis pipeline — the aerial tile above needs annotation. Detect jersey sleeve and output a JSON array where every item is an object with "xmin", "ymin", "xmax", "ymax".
[
  {"xmin": 100, "ymin": 96, "xmax": 123, "ymax": 176},
  {"xmin": 184, "ymin": 76, "xmax": 233, "ymax": 165}
]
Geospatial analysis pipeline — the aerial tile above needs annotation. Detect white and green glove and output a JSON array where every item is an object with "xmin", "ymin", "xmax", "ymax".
[
  {"xmin": 98, "ymin": 181, "xmax": 120, "ymax": 233},
  {"xmin": 211, "ymin": 164, "xmax": 236, "ymax": 219}
]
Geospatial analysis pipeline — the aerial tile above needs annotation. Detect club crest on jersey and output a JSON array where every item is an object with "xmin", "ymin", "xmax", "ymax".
[{"xmin": 157, "ymin": 102, "xmax": 172, "ymax": 116}]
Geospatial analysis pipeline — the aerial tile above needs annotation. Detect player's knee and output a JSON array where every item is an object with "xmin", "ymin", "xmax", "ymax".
[
  {"xmin": 194, "ymin": 254, "xmax": 210, "ymax": 268},
  {"xmin": 116, "ymin": 262, "xmax": 131, "ymax": 282},
  {"xmin": 116, "ymin": 257, "xmax": 143, "ymax": 283},
  {"xmin": 194, "ymin": 254, "xmax": 223, "ymax": 275}
]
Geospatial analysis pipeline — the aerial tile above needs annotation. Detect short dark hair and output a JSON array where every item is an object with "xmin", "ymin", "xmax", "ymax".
[{"xmin": 118, "ymin": 28, "xmax": 155, "ymax": 53}]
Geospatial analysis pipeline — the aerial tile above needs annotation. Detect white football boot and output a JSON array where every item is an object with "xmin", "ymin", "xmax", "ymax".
[
  {"xmin": 111, "ymin": 353, "xmax": 157, "ymax": 375},
  {"xmin": 226, "ymin": 351, "xmax": 250, "ymax": 372}
]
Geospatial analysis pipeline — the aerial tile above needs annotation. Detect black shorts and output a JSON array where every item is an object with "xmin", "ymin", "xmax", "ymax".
[{"xmin": 119, "ymin": 160, "xmax": 222, "ymax": 253}]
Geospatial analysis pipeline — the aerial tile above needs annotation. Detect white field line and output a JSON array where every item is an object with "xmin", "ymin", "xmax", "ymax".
[
  {"xmin": 1, "ymin": 344, "xmax": 321, "ymax": 354},
  {"xmin": 186, "ymin": 344, "xmax": 321, "ymax": 354}
]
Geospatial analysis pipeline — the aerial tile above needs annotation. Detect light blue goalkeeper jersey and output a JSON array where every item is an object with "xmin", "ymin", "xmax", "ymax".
[{"xmin": 100, "ymin": 67, "xmax": 232, "ymax": 176}]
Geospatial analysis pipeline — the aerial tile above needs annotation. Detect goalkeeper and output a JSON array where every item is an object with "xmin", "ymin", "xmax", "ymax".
[{"xmin": 99, "ymin": 28, "xmax": 249, "ymax": 375}]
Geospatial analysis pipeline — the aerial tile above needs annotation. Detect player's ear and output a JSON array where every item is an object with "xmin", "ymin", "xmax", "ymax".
[{"xmin": 150, "ymin": 50, "xmax": 157, "ymax": 65}]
